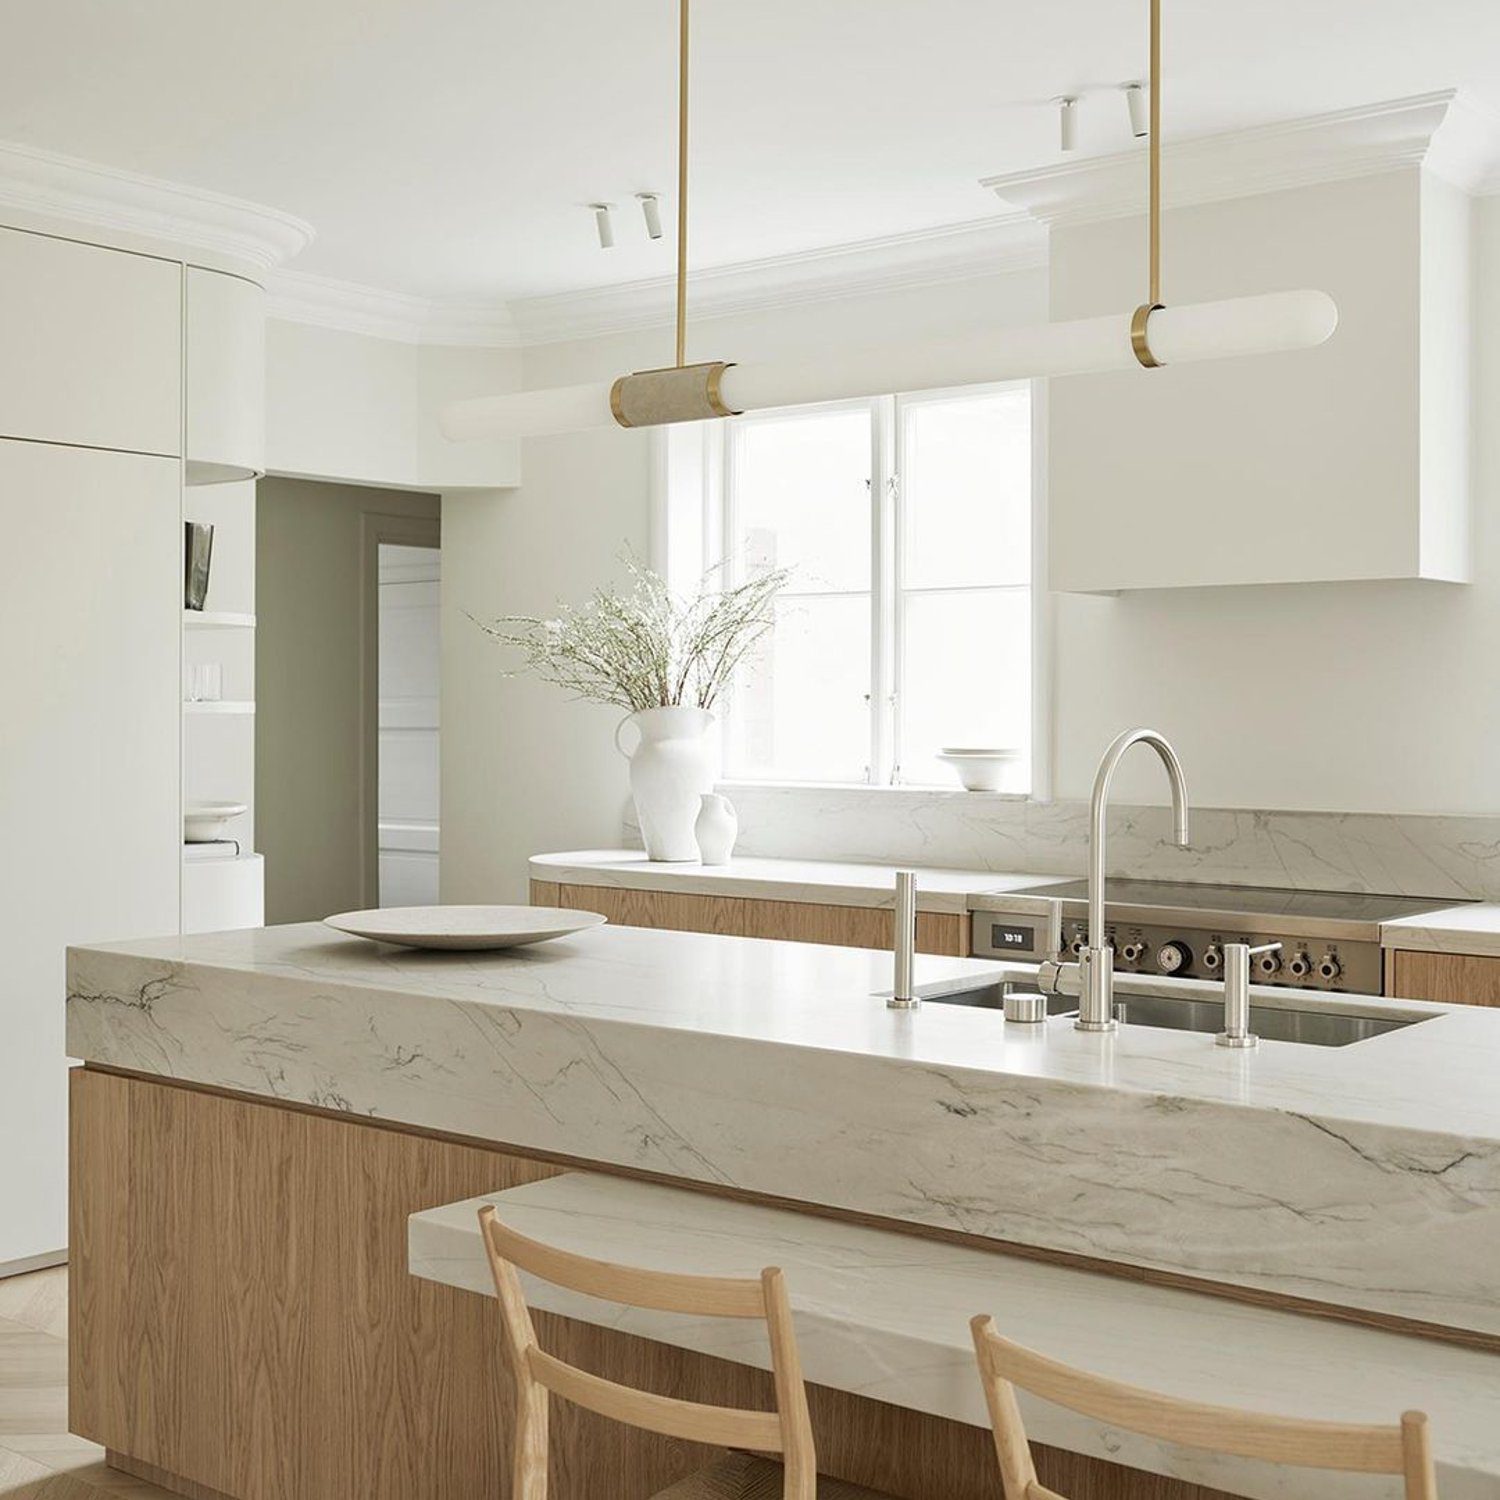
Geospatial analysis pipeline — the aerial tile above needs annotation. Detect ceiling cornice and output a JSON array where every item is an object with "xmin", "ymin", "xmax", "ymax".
[
  {"xmin": 0, "ymin": 140, "xmax": 313, "ymax": 272},
  {"xmin": 981, "ymin": 91, "xmax": 1500, "ymax": 227},
  {"xmin": 264, "ymin": 269, "xmax": 521, "ymax": 348},
  {"xmin": 505, "ymin": 214, "xmax": 1047, "ymax": 346}
]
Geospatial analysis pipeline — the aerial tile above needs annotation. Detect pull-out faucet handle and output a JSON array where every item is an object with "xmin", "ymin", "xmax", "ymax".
[
  {"xmin": 1216, "ymin": 941, "xmax": 1281, "ymax": 1049},
  {"xmin": 888, "ymin": 871, "xmax": 919, "ymax": 1010}
]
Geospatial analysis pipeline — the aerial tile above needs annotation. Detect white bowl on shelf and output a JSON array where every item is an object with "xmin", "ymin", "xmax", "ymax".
[
  {"xmin": 184, "ymin": 801, "xmax": 248, "ymax": 843},
  {"xmin": 937, "ymin": 747, "xmax": 1021, "ymax": 792}
]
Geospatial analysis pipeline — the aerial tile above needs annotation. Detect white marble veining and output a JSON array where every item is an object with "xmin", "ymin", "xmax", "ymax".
[
  {"xmin": 67, "ymin": 922, "xmax": 1500, "ymax": 1337},
  {"xmin": 1383, "ymin": 903, "xmax": 1500, "ymax": 958},
  {"xmin": 702, "ymin": 786, "xmax": 1500, "ymax": 901},
  {"xmin": 410, "ymin": 1173, "xmax": 1500, "ymax": 1500},
  {"xmin": 529, "ymin": 850, "xmax": 1063, "ymax": 913}
]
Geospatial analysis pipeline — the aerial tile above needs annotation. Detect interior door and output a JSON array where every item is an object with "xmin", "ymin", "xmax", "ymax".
[{"xmin": 0, "ymin": 439, "xmax": 180, "ymax": 1268}]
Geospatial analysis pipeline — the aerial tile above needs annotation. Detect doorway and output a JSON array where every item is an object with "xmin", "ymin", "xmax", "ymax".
[{"xmin": 376, "ymin": 541, "xmax": 441, "ymax": 907}]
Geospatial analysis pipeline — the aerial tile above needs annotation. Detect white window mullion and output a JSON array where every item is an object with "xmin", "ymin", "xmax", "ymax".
[
  {"xmin": 869, "ymin": 396, "xmax": 896, "ymax": 784},
  {"xmin": 889, "ymin": 393, "xmax": 909, "ymax": 785}
]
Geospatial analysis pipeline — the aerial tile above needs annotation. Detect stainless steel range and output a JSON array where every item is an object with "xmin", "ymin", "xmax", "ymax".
[{"xmin": 971, "ymin": 879, "xmax": 1462, "ymax": 995}]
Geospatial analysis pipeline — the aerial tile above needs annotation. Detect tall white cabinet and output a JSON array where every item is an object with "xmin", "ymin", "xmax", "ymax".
[
  {"xmin": 0, "ymin": 224, "xmax": 267, "ymax": 1270},
  {"xmin": 0, "ymin": 442, "xmax": 182, "ymax": 1269}
]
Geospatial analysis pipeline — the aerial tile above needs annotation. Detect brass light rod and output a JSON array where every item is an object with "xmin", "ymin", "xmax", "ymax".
[{"xmin": 675, "ymin": 0, "xmax": 690, "ymax": 369}]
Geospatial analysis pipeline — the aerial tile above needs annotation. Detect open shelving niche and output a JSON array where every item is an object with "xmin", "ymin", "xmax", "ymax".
[{"xmin": 182, "ymin": 473, "xmax": 263, "ymax": 932}]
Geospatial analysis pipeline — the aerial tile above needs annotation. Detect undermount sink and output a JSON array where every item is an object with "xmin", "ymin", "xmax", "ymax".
[{"xmin": 917, "ymin": 979, "xmax": 1431, "ymax": 1047}]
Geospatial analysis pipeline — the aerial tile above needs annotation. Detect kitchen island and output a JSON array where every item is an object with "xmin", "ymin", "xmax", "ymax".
[{"xmin": 65, "ymin": 921, "xmax": 1500, "ymax": 1500}]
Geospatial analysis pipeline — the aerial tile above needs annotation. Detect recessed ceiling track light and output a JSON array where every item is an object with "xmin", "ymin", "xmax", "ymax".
[
  {"xmin": 637, "ymin": 192, "xmax": 665, "ymax": 240},
  {"xmin": 589, "ymin": 202, "xmax": 616, "ymax": 249},
  {"xmin": 1058, "ymin": 96, "xmax": 1079, "ymax": 153},
  {"xmin": 443, "ymin": 0, "xmax": 1338, "ymax": 444}
]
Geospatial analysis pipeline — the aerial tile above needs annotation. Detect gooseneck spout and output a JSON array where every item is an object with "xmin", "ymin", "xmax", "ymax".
[{"xmin": 1077, "ymin": 728, "xmax": 1191, "ymax": 1032}]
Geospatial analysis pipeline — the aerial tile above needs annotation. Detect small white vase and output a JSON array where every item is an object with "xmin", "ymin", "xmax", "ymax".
[
  {"xmin": 694, "ymin": 793, "xmax": 738, "ymax": 866},
  {"xmin": 615, "ymin": 706, "xmax": 716, "ymax": 862}
]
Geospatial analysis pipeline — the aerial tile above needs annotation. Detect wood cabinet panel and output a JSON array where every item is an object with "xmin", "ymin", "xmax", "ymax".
[
  {"xmin": 0, "ymin": 227, "xmax": 181, "ymax": 455},
  {"xmin": 72, "ymin": 1068, "xmax": 1235, "ymax": 1500},
  {"xmin": 548, "ymin": 882, "xmax": 968, "ymax": 956},
  {"xmin": 738, "ymin": 898, "xmax": 968, "ymax": 956},
  {"xmin": 554, "ymin": 882, "xmax": 750, "ymax": 936},
  {"xmin": 1386, "ymin": 949, "xmax": 1500, "ymax": 1007}
]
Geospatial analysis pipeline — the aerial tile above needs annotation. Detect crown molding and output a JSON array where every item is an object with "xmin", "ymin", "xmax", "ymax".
[
  {"xmin": 505, "ymin": 214, "xmax": 1046, "ymax": 346},
  {"xmin": 0, "ymin": 140, "xmax": 313, "ymax": 272},
  {"xmin": 264, "ymin": 269, "xmax": 520, "ymax": 348},
  {"xmin": 981, "ymin": 91, "xmax": 1500, "ymax": 228}
]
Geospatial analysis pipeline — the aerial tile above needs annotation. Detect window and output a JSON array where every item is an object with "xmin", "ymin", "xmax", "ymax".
[{"xmin": 669, "ymin": 383, "xmax": 1034, "ymax": 790}]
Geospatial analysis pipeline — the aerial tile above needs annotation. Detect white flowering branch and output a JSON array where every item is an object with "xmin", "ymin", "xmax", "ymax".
[{"xmin": 474, "ymin": 556, "xmax": 792, "ymax": 713}]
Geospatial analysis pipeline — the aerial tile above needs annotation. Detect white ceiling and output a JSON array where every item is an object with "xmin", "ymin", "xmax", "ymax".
[{"xmin": 5, "ymin": 0, "xmax": 1500, "ymax": 304}]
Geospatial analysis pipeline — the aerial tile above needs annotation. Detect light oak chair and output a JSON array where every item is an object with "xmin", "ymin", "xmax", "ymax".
[
  {"xmin": 477, "ymin": 1205, "xmax": 896, "ymax": 1500},
  {"xmin": 970, "ymin": 1314, "xmax": 1438, "ymax": 1500}
]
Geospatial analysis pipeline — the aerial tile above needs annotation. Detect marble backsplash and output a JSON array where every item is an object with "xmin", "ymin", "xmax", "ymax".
[{"xmin": 624, "ymin": 787, "xmax": 1500, "ymax": 901}]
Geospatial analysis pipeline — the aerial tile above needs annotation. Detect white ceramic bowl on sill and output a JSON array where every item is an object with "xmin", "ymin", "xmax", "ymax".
[{"xmin": 936, "ymin": 748, "xmax": 1021, "ymax": 793}]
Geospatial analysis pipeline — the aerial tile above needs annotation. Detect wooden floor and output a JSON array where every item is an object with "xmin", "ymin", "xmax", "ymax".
[{"xmin": 0, "ymin": 1268, "xmax": 177, "ymax": 1500}]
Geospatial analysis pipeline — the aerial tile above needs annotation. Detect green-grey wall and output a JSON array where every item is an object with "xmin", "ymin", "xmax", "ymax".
[{"xmin": 256, "ymin": 477, "xmax": 439, "ymax": 924}]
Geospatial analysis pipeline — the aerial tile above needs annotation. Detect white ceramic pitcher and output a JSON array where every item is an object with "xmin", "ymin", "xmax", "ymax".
[{"xmin": 615, "ymin": 705, "xmax": 715, "ymax": 862}]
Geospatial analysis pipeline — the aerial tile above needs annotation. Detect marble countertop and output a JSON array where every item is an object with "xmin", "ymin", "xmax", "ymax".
[
  {"xmin": 535, "ymin": 852, "xmax": 1500, "ymax": 959},
  {"xmin": 67, "ymin": 920, "xmax": 1500, "ymax": 1339},
  {"xmin": 411, "ymin": 1172, "xmax": 1500, "ymax": 1500},
  {"xmin": 529, "ymin": 850, "xmax": 1066, "ymax": 913},
  {"xmin": 1383, "ymin": 903, "xmax": 1500, "ymax": 958}
]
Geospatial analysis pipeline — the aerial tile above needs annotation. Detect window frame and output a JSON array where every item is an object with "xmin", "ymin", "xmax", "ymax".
[{"xmin": 656, "ymin": 378, "xmax": 1045, "ymax": 796}]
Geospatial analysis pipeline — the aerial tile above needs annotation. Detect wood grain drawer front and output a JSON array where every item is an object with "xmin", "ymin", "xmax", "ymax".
[
  {"xmin": 555, "ymin": 882, "xmax": 750, "ymax": 936},
  {"xmin": 1387, "ymin": 949, "xmax": 1500, "ymax": 1006},
  {"xmin": 738, "ymin": 899, "xmax": 968, "ymax": 956},
  {"xmin": 549, "ymin": 882, "xmax": 967, "ymax": 956}
]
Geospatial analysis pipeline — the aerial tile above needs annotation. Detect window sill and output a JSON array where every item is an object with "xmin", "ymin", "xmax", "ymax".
[{"xmin": 716, "ymin": 779, "xmax": 1033, "ymax": 804}]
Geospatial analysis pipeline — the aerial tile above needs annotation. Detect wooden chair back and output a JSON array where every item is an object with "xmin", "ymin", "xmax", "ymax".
[
  {"xmin": 970, "ymin": 1316, "xmax": 1437, "ymax": 1500},
  {"xmin": 478, "ymin": 1204, "xmax": 817, "ymax": 1500}
]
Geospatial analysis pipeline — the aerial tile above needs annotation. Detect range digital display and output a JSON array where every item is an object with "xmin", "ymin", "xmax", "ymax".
[{"xmin": 989, "ymin": 922, "xmax": 1035, "ymax": 953}]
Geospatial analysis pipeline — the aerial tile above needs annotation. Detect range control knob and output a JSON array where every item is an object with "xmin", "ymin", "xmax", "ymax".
[
  {"xmin": 1119, "ymin": 938, "xmax": 1149, "ymax": 964},
  {"xmin": 1256, "ymin": 948, "xmax": 1283, "ymax": 977},
  {"xmin": 1287, "ymin": 950, "xmax": 1313, "ymax": 979},
  {"xmin": 1202, "ymin": 943, "xmax": 1223, "ymax": 972},
  {"xmin": 1156, "ymin": 940, "xmax": 1192, "ymax": 975},
  {"xmin": 1317, "ymin": 952, "xmax": 1343, "ymax": 982}
]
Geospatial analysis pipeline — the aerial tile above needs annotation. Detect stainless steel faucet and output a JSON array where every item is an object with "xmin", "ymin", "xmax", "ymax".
[
  {"xmin": 1216, "ymin": 941, "xmax": 1280, "ymax": 1048},
  {"xmin": 888, "ymin": 870, "xmax": 919, "ymax": 1009},
  {"xmin": 1076, "ymin": 728, "xmax": 1191, "ymax": 1032}
]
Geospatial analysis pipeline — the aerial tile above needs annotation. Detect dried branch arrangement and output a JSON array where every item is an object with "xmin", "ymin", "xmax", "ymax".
[{"xmin": 475, "ymin": 556, "xmax": 792, "ymax": 713}]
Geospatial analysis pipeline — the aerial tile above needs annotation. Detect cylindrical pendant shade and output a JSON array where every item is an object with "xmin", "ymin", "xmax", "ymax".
[{"xmin": 439, "ymin": 289, "xmax": 1338, "ymax": 442}]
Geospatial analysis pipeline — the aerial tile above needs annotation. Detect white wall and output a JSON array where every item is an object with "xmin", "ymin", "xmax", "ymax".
[
  {"xmin": 1050, "ymin": 193, "xmax": 1499, "ymax": 814},
  {"xmin": 441, "ymin": 270, "xmax": 1049, "ymax": 900},
  {"xmin": 441, "ymin": 188, "xmax": 1500, "ymax": 894},
  {"xmin": 265, "ymin": 320, "xmax": 522, "ymax": 492}
]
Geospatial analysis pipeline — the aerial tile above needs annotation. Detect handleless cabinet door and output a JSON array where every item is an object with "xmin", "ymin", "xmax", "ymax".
[
  {"xmin": 0, "ymin": 438, "xmax": 181, "ymax": 1266},
  {"xmin": 185, "ymin": 266, "xmax": 266, "ymax": 483},
  {"xmin": 0, "ymin": 227, "xmax": 182, "ymax": 456}
]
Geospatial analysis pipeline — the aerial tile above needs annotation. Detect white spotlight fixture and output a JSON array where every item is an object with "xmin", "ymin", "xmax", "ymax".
[
  {"xmin": 1123, "ymin": 80, "xmax": 1149, "ymax": 139},
  {"xmin": 637, "ymin": 192, "xmax": 665, "ymax": 240},
  {"xmin": 590, "ymin": 202, "xmax": 616, "ymax": 249},
  {"xmin": 1058, "ymin": 96, "xmax": 1079, "ymax": 153},
  {"xmin": 444, "ymin": 0, "xmax": 1337, "ymax": 444}
]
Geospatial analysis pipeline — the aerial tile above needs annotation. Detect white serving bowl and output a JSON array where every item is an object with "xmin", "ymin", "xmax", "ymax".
[
  {"xmin": 184, "ymin": 801, "xmax": 248, "ymax": 843},
  {"xmin": 937, "ymin": 748, "xmax": 1020, "ymax": 793}
]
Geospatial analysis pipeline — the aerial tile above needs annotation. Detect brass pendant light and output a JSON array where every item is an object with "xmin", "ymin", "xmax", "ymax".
[{"xmin": 443, "ymin": 0, "xmax": 1337, "ymax": 445}]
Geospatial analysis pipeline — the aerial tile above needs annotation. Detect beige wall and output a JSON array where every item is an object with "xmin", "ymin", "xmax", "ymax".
[{"xmin": 257, "ymin": 477, "xmax": 440, "ymax": 924}]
